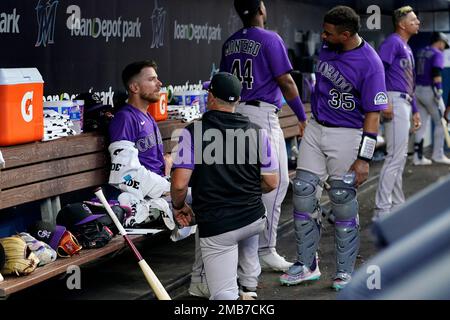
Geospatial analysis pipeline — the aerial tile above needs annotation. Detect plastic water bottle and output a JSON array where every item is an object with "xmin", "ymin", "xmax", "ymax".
[{"xmin": 343, "ymin": 171, "xmax": 356, "ymax": 185}]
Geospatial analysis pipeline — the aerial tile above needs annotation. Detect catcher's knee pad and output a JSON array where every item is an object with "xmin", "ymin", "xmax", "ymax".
[
  {"xmin": 328, "ymin": 180, "xmax": 360, "ymax": 274},
  {"xmin": 292, "ymin": 170, "xmax": 321, "ymax": 268},
  {"xmin": 292, "ymin": 169, "xmax": 321, "ymax": 214},
  {"xmin": 328, "ymin": 179, "xmax": 358, "ymax": 221}
]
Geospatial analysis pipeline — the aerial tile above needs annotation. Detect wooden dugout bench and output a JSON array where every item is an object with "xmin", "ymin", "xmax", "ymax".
[{"xmin": 0, "ymin": 108, "xmax": 302, "ymax": 298}]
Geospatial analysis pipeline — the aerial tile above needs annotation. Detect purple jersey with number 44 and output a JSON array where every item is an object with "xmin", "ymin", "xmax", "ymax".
[
  {"xmin": 312, "ymin": 41, "xmax": 388, "ymax": 129},
  {"xmin": 220, "ymin": 27, "xmax": 292, "ymax": 108}
]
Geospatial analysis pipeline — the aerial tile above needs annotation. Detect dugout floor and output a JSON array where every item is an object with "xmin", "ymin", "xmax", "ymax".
[{"xmin": 8, "ymin": 151, "xmax": 450, "ymax": 300}]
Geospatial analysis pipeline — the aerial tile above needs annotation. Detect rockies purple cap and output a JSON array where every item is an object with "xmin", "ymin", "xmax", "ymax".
[
  {"xmin": 234, "ymin": 0, "xmax": 261, "ymax": 17},
  {"xmin": 29, "ymin": 221, "xmax": 67, "ymax": 250},
  {"xmin": 56, "ymin": 202, "xmax": 105, "ymax": 230}
]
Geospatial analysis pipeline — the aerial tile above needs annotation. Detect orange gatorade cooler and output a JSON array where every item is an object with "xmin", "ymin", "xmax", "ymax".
[
  {"xmin": 147, "ymin": 92, "xmax": 168, "ymax": 122},
  {"xmin": 0, "ymin": 68, "xmax": 44, "ymax": 146}
]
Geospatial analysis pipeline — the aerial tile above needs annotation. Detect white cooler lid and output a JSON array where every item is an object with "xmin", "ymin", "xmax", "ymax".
[{"xmin": 0, "ymin": 68, "xmax": 44, "ymax": 85}]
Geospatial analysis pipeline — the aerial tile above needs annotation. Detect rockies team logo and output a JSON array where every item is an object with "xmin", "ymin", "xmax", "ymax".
[
  {"xmin": 35, "ymin": 0, "xmax": 59, "ymax": 47},
  {"xmin": 150, "ymin": 0, "xmax": 166, "ymax": 49},
  {"xmin": 374, "ymin": 92, "xmax": 388, "ymax": 105}
]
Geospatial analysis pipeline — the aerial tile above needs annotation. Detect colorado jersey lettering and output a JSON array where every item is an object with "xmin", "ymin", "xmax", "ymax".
[{"xmin": 312, "ymin": 40, "xmax": 388, "ymax": 129}]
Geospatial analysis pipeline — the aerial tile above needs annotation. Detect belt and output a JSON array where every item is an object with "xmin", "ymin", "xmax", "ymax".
[
  {"xmin": 244, "ymin": 100, "xmax": 262, "ymax": 107},
  {"xmin": 393, "ymin": 92, "xmax": 413, "ymax": 103},
  {"xmin": 315, "ymin": 118, "xmax": 340, "ymax": 128},
  {"xmin": 243, "ymin": 100, "xmax": 280, "ymax": 113}
]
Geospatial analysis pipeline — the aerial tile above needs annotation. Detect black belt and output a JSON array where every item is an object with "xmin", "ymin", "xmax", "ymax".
[
  {"xmin": 244, "ymin": 100, "xmax": 262, "ymax": 107},
  {"xmin": 399, "ymin": 93, "xmax": 413, "ymax": 103},
  {"xmin": 315, "ymin": 119, "xmax": 340, "ymax": 128},
  {"xmin": 244, "ymin": 100, "xmax": 280, "ymax": 113}
]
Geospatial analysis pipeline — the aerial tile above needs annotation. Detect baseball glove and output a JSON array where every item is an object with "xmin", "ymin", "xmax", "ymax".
[{"xmin": 0, "ymin": 236, "xmax": 40, "ymax": 276}]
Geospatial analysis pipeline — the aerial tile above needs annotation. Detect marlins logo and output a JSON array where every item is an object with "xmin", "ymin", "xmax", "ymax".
[
  {"xmin": 150, "ymin": 0, "xmax": 166, "ymax": 49},
  {"xmin": 35, "ymin": 0, "xmax": 59, "ymax": 47},
  {"xmin": 374, "ymin": 92, "xmax": 388, "ymax": 105}
]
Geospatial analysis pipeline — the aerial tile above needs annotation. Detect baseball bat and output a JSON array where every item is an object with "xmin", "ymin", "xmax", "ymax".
[
  {"xmin": 441, "ymin": 118, "xmax": 450, "ymax": 149},
  {"xmin": 94, "ymin": 188, "xmax": 171, "ymax": 300}
]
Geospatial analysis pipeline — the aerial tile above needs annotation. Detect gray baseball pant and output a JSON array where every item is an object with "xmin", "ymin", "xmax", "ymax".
[
  {"xmin": 200, "ymin": 216, "xmax": 266, "ymax": 300},
  {"xmin": 236, "ymin": 102, "xmax": 289, "ymax": 255},
  {"xmin": 375, "ymin": 92, "xmax": 412, "ymax": 217},
  {"xmin": 415, "ymin": 85, "xmax": 446, "ymax": 159}
]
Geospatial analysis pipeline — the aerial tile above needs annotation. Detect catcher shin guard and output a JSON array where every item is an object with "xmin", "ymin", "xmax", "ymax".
[
  {"xmin": 292, "ymin": 169, "xmax": 321, "ymax": 268},
  {"xmin": 328, "ymin": 179, "xmax": 360, "ymax": 274}
]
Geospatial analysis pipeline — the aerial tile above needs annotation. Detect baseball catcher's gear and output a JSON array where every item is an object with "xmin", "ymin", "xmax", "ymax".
[
  {"xmin": 0, "ymin": 236, "xmax": 40, "ymax": 276},
  {"xmin": 292, "ymin": 169, "xmax": 321, "ymax": 269},
  {"xmin": 329, "ymin": 179, "xmax": 360, "ymax": 275},
  {"xmin": 73, "ymin": 221, "xmax": 114, "ymax": 249}
]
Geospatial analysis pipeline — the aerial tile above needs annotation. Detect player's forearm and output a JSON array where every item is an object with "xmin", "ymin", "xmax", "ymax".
[
  {"xmin": 363, "ymin": 112, "xmax": 380, "ymax": 134},
  {"xmin": 170, "ymin": 169, "xmax": 190, "ymax": 209}
]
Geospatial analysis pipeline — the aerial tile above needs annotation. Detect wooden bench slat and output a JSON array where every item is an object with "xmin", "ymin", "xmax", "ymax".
[
  {"xmin": 1, "ymin": 152, "xmax": 109, "ymax": 190},
  {"xmin": 0, "ymin": 235, "xmax": 146, "ymax": 297},
  {"xmin": 283, "ymin": 126, "xmax": 301, "ymax": 139},
  {"xmin": 279, "ymin": 116, "xmax": 299, "ymax": 129},
  {"xmin": 1, "ymin": 132, "xmax": 107, "ymax": 169},
  {"xmin": 0, "ymin": 169, "xmax": 108, "ymax": 210}
]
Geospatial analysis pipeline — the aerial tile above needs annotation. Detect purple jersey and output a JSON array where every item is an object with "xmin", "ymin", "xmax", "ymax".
[
  {"xmin": 312, "ymin": 41, "xmax": 388, "ymax": 129},
  {"xmin": 379, "ymin": 33, "xmax": 415, "ymax": 95},
  {"xmin": 220, "ymin": 27, "xmax": 292, "ymax": 108},
  {"xmin": 416, "ymin": 46, "xmax": 444, "ymax": 86},
  {"xmin": 109, "ymin": 104, "xmax": 165, "ymax": 176}
]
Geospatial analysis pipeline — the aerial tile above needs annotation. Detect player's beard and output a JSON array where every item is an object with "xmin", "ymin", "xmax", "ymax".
[
  {"xmin": 324, "ymin": 40, "xmax": 343, "ymax": 52},
  {"xmin": 141, "ymin": 91, "xmax": 160, "ymax": 104}
]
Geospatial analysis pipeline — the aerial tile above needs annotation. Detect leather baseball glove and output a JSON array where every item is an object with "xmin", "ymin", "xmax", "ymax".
[{"xmin": 0, "ymin": 236, "xmax": 40, "ymax": 276}]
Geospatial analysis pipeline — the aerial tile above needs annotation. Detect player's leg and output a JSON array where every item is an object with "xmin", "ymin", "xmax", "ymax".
[
  {"xmin": 323, "ymin": 125, "xmax": 361, "ymax": 290},
  {"xmin": 236, "ymin": 217, "xmax": 267, "ymax": 299},
  {"xmin": 280, "ymin": 120, "xmax": 326, "ymax": 286},
  {"xmin": 375, "ymin": 95, "xmax": 410, "ymax": 218},
  {"xmin": 414, "ymin": 88, "xmax": 432, "ymax": 165},
  {"xmin": 431, "ymin": 98, "xmax": 450, "ymax": 163},
  {"xmin": 188, "ymin": 230, "xmax": 210, "ymax": 298}
]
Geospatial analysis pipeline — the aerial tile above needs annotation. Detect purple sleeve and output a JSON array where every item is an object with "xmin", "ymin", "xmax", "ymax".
[
  {"xmin": 172, "ymin": 128, "xmax": 195, "ymax": 170},
  {"xmin": 378, "ymin": 39, "xmax": 398, "ymax": 66},
  {"xmin": 260, "ymin": 129, "xmax": 278, "ymax": 173},
  {"xmin": 287, "ymin": 96, "xmax": 307, "ymax": 122},
  {"xmin": 361, "ymin": 71, "xmax": 388, "ymax": 112},
  {"xmin": 109, "ymin": 111, "xmax": 137, "ymax": 142},
  {"xmin": 267, "ymin": 33, "xmax": 293, "ymax": 78},
  {"xmin": 433, "ymin": 51, "xmax": 445, "ymax": 69},
  {"xmin": 411, "ymin": 96, "xmax": 418, "ymax": 113}
]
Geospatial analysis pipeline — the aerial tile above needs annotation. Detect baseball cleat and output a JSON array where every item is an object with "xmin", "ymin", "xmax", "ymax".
[
  {"xmin": 259, "ymin": 250, "xmax": 293, "ymax": 272},
  {"xmin": 279, "ymin": 262, "xmax": 321, "ymax": 286},
  {"xmin": 332, "ymin": 272, "xmax": 352, "ymax": 291}
]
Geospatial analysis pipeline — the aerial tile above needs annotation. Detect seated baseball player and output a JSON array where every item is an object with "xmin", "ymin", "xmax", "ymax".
[
  {"xmin": 108, "ymin": 60, "xmax": 193, "ymax": 239},
  {"xmin": 171, "ymin": 72, "xmax": 279, "ymax": 300}
]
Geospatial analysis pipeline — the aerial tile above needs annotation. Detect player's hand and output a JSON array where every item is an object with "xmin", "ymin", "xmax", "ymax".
[
  {"xmin": 382, "ymin": 103, "xmax": 394, "ymax": 121},
  {"xmin": 444, "ymin": 107, "xmax": 450, "ymax": 124},
  {"xmin": 298, "ymin": 121, "xmax": 306, "ymax": 138},
  {"xmin": 173, "ymin": 203, "xmax": 194, "ymax": 227},
  {"xmin": 412, "ymin": 112, "xmax": 421, "ymax": 132},
  {"xmin": 348, "ymin": 159, "xmax": 369, "ymax": 188}
]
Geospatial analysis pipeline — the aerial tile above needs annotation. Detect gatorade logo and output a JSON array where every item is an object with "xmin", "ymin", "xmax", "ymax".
[
  {"xmin": 21, "ymin": 91, "xmax": 34, "ymax": 122},
  {"xmin": 160, "ymin": 93, "xmax": 167, "ymax": 115}
]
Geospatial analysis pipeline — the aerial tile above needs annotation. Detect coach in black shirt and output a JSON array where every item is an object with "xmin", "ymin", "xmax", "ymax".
[{"xmin": 171, "ymin": 72, "xmax": 278, "ymax": 300}]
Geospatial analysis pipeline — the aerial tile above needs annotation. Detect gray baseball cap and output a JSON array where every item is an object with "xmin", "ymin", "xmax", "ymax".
[{"xmin": 431, "ymin": 32, "xmax": 450, "ymax": 49}]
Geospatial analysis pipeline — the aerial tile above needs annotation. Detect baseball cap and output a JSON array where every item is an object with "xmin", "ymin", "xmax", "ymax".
[
  {"xmin": 29, "ymin": 221, "xmax": 67, "ymax": 251},
  {"xmin": 431, "ymin": 32, "xmax": 450, "ymax": 49},
  {"xmin": 234, "ymin": 0, "xmax": 261, "ymax": 17},
  {"xmin": 209, "ymin": 72, "xmax": 242, "ymax": 103},
  {"xmin": 57, "ymin": 203, "xmax": 105, "ymax": 230}
]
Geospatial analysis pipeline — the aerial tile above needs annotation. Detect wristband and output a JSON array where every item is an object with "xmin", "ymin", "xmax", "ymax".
[
  {"xmin": 358, "ymin": 132, "xmax": 377, "ymax": 162},
  {"xmin": 287, "ymin": 96, "xmax": 307, "ymax": 122}
]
